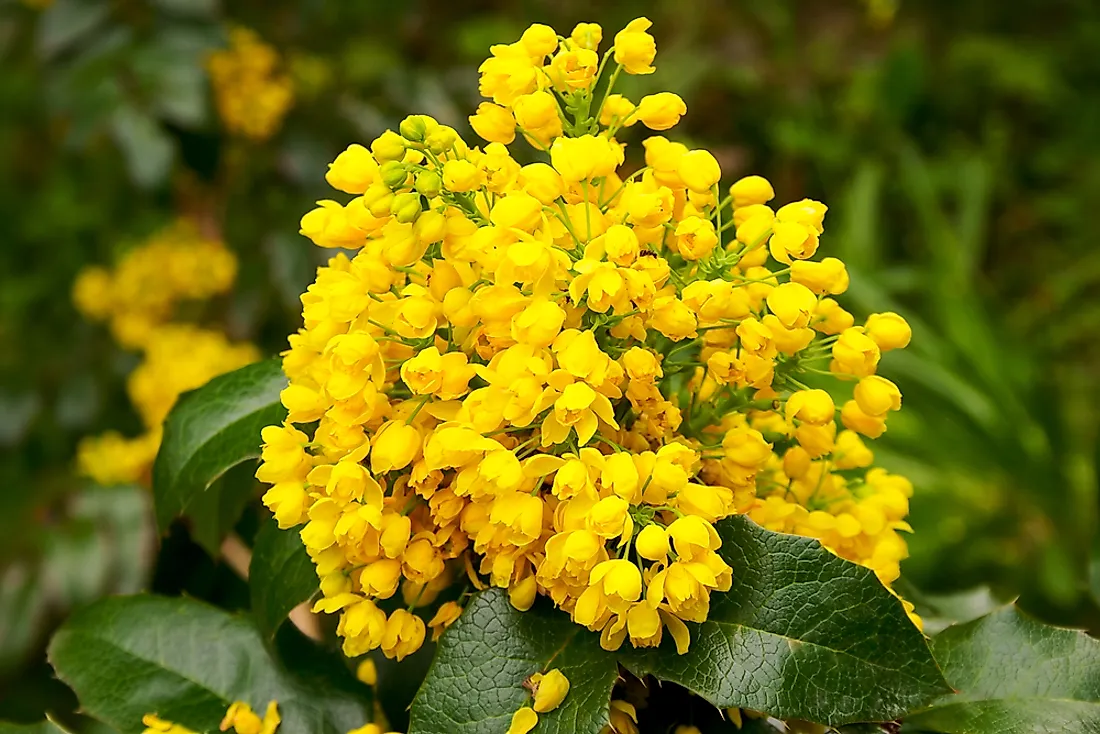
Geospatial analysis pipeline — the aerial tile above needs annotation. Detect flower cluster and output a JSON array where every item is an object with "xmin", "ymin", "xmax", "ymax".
[
  {"xmin": 73, "ymin": 220, "xmax": 237, "ymax": 349},
  {"xmin": 74, "ymin": 222, "xmax": 257, "ymax": 486},
  {"xmin": 257, "ymin": 16, "xmax": 918, "ymax": 667},
  {"xmin": 207, "ymin": 27, "xmax": 294, "ymax": 141},
  {"xmin": 141, "ymin": 700, "xmax": 391, "ymax": 734}
]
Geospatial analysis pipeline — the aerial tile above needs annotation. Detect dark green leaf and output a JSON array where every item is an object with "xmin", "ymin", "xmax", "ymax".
[
  {"xmin": 622, "ymin": 515, "xmax": 950, "ymax": 725},
  {"xmin": 48, "ymin": 595, "xmax": 370, "ymax": 734},
  {"xmin": 903, "ymin": 606, "xmax": 1100, "ymax": 733},
  {"xmin": 185, "ymin": 462, "xmax": 258, "ymax": 557},
  {"xmin": 408, "ymin": 590, "xmax": 619, "ymax": 734},
  {"xmin": 410, "ymin": 516, "xmax": 948, "ymax": 733},
  {"xmin": 251, "ymin": 516, "xmax": 317, "ymax": 638},
  {"xmin": 152, "ymin": 359, "xmax": 287, "ymax": 534}
]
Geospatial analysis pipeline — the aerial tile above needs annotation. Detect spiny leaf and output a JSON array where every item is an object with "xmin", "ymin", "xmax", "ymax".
[
  {"xmin": 621, "ymin": 515, "xmax": 950, "ymax": 725},
  {"xmin": 409, "ymin": 516, "xmax": 949, "ymax": 733},
  {"xmin": 903, "ymin": 606, "xmax": 1100, "ymax": 734}
]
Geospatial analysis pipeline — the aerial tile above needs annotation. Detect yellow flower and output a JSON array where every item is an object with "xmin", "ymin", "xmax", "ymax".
[
  {"xmin": 550, "ymin": 135, "xmax": 624, "ymax": 182},
  {"xmin": 864, "ymin": 312, "xmax": 912, "ymax": 351},
  {"xmin": 832, "ymin": 327, "xmax": 881, "ymax": 377},
  {"xmin": 635, "ymin": 92, "xmax": 687, "ymax": 130},
  {"xmin": 677, "ymin": 149, "xmax": 721, "ymax": 194},
  {"xmin": 469, "ymin": 102, "xmax": 516, "ymax": 144},
  {"xmin": 791, "ymin": 257, "xmax": 849, "ymax": 295},
  {"xmin": 635, "ymin": 523, "xmax": 670, "ymax": 561},
  {"xmin": 786, "ymin": 389, "xmax": 835, "ymax": 425},
  {"xmin": 356, "ymin": 659, "xmax": 378, "ymax": 686},
  {"xmin": 570, "ymin": 22, "xmax": 603, "ymax": 51},
  {"xmin": 766, "ymin": 282, "xmax": 817, "ymax": 329},
  {"xmin": 219, "ymin": 701, "xmax": 280, "ymax": 734},
  {"xmin": 599, "ymin": 94, "xmax": 636, "ymax": 127},
  {"xmin": 854, "ymin": 376, "xmax": 902, "ymax": 416},
  {"xmin": 514, "ymin": 91, "xmax": 565, "ymax": 144},
  {"xmin": 507, "ymin": 707, "xmax": 539, "ymax": 734},
  {"xmin": 531, "ymin": 668, "xmax": 570, "ymax": 712},
  {"xmin": 142, "ymin": 714, "xmax": 198, "ymax": 734},
  {"xmin": 730, "ymin": 175, "xmax": 775, "ymax": 208},
  {"xmin": 674, "ymin": 216, "xmax": 718, "ymax": 260},
  {"xmin": 380, "ymin": 609, "xmax": 426, "ymax": 661},
  {"xmin": 428, "ymin": 600, "xmax": 464, "ymax": 640},
  {"xmin": 326, "ymin": 144, "xmax": 379, "ymax": 194},
  {"xmin": 613, "ymin": 18, "xmax": 657, "ymax": 75}
]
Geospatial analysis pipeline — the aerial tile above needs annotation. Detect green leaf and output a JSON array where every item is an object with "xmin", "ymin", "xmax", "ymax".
[
  {"xmin": 621, "ymin": 515, "xmax": 950, "ymax": 725},
  {"xmin": 185, "ymin": 462, "xmax": 258, "ymax": 557},
  {"xmin": 0, "ymin": 723, "xmax": 67, "ymax": 734},
  {"xmin": 48, "ymin": 595, "xmax": 370, "ymax": 734},
  {"xmin": 108, "ymin": 106, "xmax": 175, "ymax": 190},
  {"xmin": 251, "ymin": 516, "xmax": 317, "ymax": 638},
  {"xmin": 410, "ymin": 516, "xmax": 949, "ymax": 733},
  {"xmin": 903, "ymin": 606, "xmax": 1100, "ymax": 734},
  {"xmin": 408, "ymin": 590, "xmax": 619, "ymax": 734},
  {"xmin": 152, "ymin": 359, "xmax": 287, "ymax": 535}
]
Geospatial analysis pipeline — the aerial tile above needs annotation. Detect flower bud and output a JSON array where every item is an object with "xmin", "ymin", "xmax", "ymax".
[
  {"xmin": 399, "ymin": 114, "xmax": 435, "ymax": 142},
  {"xmin": 380, "ymin": 161, "xmax": 410, "ymax": 189},
  {"xmin": 730, "ymin": 175, "xmax": 775, "ymax": 208},
  {"xmin": 613, "ymin": 17, "xmax": 656, "ymax": 75},
  {"xmin": 469, "ymin": 102, "xmax": 516, "ymax": 145},
  {"xmin": 390, "ymin": 192, "xmax": 423, "ymax": 223},
  {"xmin": 443, "ymin": 159, "xmax": 481, "ymax": 192},
  {"xmin": 371, "ymin": 130, "xmax": 406, "ymax": 162},
  {"xmin": 678, "ymin": 149, "xmax": 721, "ymax": 194},
  {"xmin": 635, "ymin": 524, "xmax": 670, "ymax": 561},
  {"xmin": 635, "ymin": 92, "xmax": 687, "ymax": 131},
  {"xmin": 425, "ymin": 124, "xmax": 459, "ymax": 155},
  {"xmin": 853, "ymin": 376, "xmax": 902, "ymax": 417},
  {"xmin": 362, "ymin": 184, "xmax": 395, "ymax": 218},
  {"xmin": 415, "ymin": 170, "xmax": 443, "ymax": 198},
  {"xmin": 864, "ymin": 312, "xmax": 912, "ymax": 351}
]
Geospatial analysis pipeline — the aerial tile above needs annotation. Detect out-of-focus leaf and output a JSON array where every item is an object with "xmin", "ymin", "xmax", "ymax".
[
  {"xmin": 108, "ymin": 106, "xmax": 174, "ymax": 189},
  {"xmin": 148, "ymin": 0, "xmax": 219, "ymax": 18},
  {"xmin": 903, "ymin": 607, "xmax": 1100, "ymax": 733},
  {"xmin": 35, "ymin": 0, "xmax": 110, "ymax": 59}
]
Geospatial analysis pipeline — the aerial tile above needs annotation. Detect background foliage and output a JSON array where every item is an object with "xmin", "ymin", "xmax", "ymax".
[{"xmin": 2, "ymin": 0, "xmax": 1099, "ymax": 728}]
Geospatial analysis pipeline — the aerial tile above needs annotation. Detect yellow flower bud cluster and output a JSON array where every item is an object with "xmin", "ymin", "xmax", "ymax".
[
  {"xmin": 207, "ymin": 27, "xmax": 294, "ymax": 141},
  {"xmin": 73, "ymin": 220, "xmax": 237, "ymax": 350},
  {"xmin": 258, "ymin": 17, "xmax": 918, "ymax": 665},
  {"xmin": 74, "ymin": 222, "xmax": 258, "ymax": 486}
]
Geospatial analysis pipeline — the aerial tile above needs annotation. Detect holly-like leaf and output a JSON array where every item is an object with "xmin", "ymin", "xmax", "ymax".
[
  {"xmin": 152, "ymin": 359, "xmax": 287, "ymax": 535},
  {"xmin": 251, "ymin": 516, "xmax": 317, "ymax": 638},
  {"xmin": 48, "ymin": 595, "xmax": 370, "ymax": 734},
  {"xmin": 408, "ymin": 590, "xmax": 620, "ymax": 734},
  {"xmin": 903, "ymin": 606, "xmax": 1100, "ymax": 733},
  {"xmin": 622, "ymin": 515, "xmax": 951, "ymax": 725},
  {"xmin": 410, "ymin": 516, "xmax": 948, "ymax": 734}
]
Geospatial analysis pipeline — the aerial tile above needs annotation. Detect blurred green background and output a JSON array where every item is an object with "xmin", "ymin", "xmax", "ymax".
[{"xmin": 2, "ymin": 0, "xmax": 1099, "ymax": 724}]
